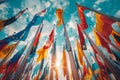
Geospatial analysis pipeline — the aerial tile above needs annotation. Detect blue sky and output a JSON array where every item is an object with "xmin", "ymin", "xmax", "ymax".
[{"xmin": 0, "ymin": 0, "xmax": 120, "ymax": 79}]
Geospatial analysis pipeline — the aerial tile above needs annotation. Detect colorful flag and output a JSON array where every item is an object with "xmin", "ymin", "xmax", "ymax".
[
  {"xmin": 0, "ymin": 8, "xmax": 27, "ymax": 30},
  {"xmin": 76, "ymin": 4, "xmax": 88, "ymax": 30},
  {"xmin": 95, "ymin": 13, "xmax": 115, "ymax": 40},
  {"xmin": 62, "ymin": 46, "xmax": 67, "ymax": 77},
  {"xmin": 0, "ymin": 43, "xmax": 17, "ymax": 59},
  {"xmin": 36, "ymin": 29, "xmax": 54, "ymax": 62},
  {"xmin": 0, "ymin": 9, "xmax": 46, "ymax": 51},
  {"xmin": 56, "ymin": 8, "xmax": 64, "ymax": 26},
  {"xmin": 111, "ymin": 30, "xmax": 120, "ymax": 47},
  {"xmin": 77, "ymin": 23, "xmax": 86, "ymax": 50},
  {"xmin": 95, "ymin": 31, "xmax": 118, "ymax": 61}
]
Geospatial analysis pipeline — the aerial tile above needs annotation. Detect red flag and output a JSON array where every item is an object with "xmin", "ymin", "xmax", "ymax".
[
  {"xmin": 43, "ymin": 29, "xmax": 54, "ymax": 49},
  {"xmin": 95, "ymin": 13, "xmax": 115, "ymax": 40},
  {"xmin": 77, "ymin": 23, "xmax": 86, "ymax": 50},
  {"xmin": 76, "ymin": 4, "xmax": 88, "ymax": 30}
]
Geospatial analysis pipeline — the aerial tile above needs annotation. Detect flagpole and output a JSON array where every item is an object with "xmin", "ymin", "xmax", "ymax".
[
  {"xmin": 13, "ymin": 23, "xmax": 43, "ymax": 80},
  {"xmin": 63, "ymin": 20, "xmax": 79, "ymax": 80},
  {"xmin": 76, "ymin": 3, "xmax": 120, "ymax": 22},
  {"xmin": 84, "ymin": 32, "xmax": 120, "ymax": 80}
]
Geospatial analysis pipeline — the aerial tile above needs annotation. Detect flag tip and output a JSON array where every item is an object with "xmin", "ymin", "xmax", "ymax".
[
  {"xmin": 76, "ymin": 3, "xmax": 78, "ymax": 6},
  {"xmin": 26, "ymin": 8, "xmax": 28, "ymax": 10}
]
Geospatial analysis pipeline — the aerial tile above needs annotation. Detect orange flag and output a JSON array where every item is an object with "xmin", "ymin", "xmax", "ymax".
[{"xmin": 56, "ymin": 8, "xmax": 64, "ymax": 26}]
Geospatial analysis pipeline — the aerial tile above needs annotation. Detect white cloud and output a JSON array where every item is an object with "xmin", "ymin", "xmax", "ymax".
[
  {"xmin": 67, "ymin": 12, "xmax": 78, "ymax": 30},
  {"xmin": 50, "ymin": 0, "xmax": 69, "ymax": 9},
  {"xmin": 93, "ymin": 0, "xmax": 108, "ymax": 8},
  {"xmin": 0, "ymin": 4, "xmax": 9, "ymax": 19},
  {"xmin": 86, "ymin": 11, "xmax": 95, "ymax": 22},
  {"xmin": 115, "ymin": 10, "xmax": 120, "ymax": 18},
  {"xmin": 95, "ymin": 0, "xmax": 107, "ymax": 5}
]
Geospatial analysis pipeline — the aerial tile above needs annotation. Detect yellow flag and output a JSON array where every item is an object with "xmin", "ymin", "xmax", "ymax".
[
  {"xmin": 0, "ymin": 20, "xmax": 5, "ymax": 30},
  {"xmin": 76, "ymin": 39, "xmax": 84, "ymax": 66},
  {"xmin": 0, "ymin": 43, "xmax": 17, "ymax": 59},
  {"xmin": 95, "ymin": 13, "xmax": 104, "ymax": 33},
  {"xmin": 36, "ymin": 48, "xmax": 48, "ymax": 62},
  {"xmin": 56, "ymin": 8, "xmax": 64, "ymax": 26},
  {"xmin": 93, "ymin": 29, "xmax": 101, "ymax": 46},
  {"xmin": 84, "ymin": 68, "xmax": 92, "ymax": 80}
]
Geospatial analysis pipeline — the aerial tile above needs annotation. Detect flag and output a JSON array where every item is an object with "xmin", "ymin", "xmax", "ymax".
[
  {"xmin": 76, "ymin": 4, "xmax": 88, "ymax": 30},
  {"xmin": 95, "ymin": 31, "xmax": 118, "ymax": 61},
  {"xmin": 0, "ymin": 62, "xmax": 7, "ymax": 74},
  {"xmin": 93, "ymin": 29, "xmax": 101, "ymax": 46},
  {"xmin": 77, "ymin": 23, "xmax": 86, "ymax": 50},
  {"xmin": 76, "ymin": 39, "xmax": 84, "ymax": 66},
  {"xmin": 62, "ymin": 46, "xmax": 67, "ymax": 77},
  {"xmin": 0, "ymin": 43, "xmax": 17, "ymax": 59},
  {"xmin": 56, "ymin": 8, "xmax": 64, "ymax": 26},
  {"xmin": 36, "ymin": 29, "xmax": 54, "ymax": 62},
  {"xmin": 111, "ymin": 30, "xmax": 120, "ymax": 47},
  {"xmin": 95, "ymin": 13, "xmax": 115, "ymax": 40},
  {"xmin": 83, "ymin": 68, "xmax": 92, "ymax": 80},
  {"xmin": 0, "ymin": 9, "xmax": 46, "ymax": 51},
  {"xmin": 85, "ymin": 32, "xmax": 120, "ymax": 79},
  {"xmin": 0, "ymin": 8, "xmax": 27, "ymax": 30},
  {"xmin": 89, "ymin": 34, "xmax": 110, "ymax": 80}
]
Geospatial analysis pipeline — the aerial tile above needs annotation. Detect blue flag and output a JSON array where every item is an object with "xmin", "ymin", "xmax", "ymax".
[{"xmin": 0, "ymin": 9, "xmax": 46, "ymax": 50}]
